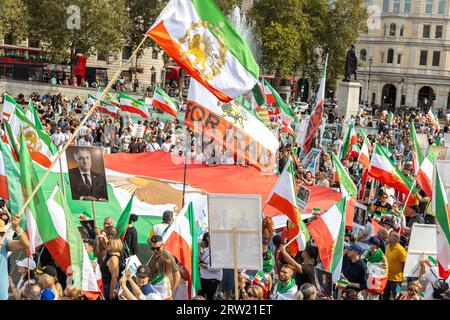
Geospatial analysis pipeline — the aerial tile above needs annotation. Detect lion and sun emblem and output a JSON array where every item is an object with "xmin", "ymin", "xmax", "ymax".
[{"xmin": 17, "ymin": 125, "xmax": 42, "ymax": 152}]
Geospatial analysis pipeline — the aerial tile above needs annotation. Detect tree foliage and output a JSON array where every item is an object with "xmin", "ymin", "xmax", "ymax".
[
  {"xmin": 0, "ymin": 0, "xmax": 29, "ymax": 41},
  {"xmin": 215, "ymin": 0, "xmax": 242, "ymax": 15}
]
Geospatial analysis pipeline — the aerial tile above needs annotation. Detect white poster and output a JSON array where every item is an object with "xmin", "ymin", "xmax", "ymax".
[
  {"xmin": 404, "ymin": 224, "xmax": 437, "ymax": 278},
  {"xmin": 207, "ymin": 194, "xmax": 262, "ymax": 270},
  {"xmin": 417, "ymin": 133, "xmax": 429, "ymax": 155},
  {"xmin": 296, "ymin": 115, "xmax": 310, "ymax": 147}
]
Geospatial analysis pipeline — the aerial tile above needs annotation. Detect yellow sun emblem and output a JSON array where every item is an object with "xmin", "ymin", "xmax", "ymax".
[
  {"xmin": 17, "ymin": 125, "xmax": 42, "ymax": 152},
  {"xmin": 178, "ymin": 21, "xmax": 227, "ymax": 81}
]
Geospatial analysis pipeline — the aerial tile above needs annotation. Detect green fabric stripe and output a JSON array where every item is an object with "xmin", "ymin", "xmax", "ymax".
[
  {"xmin": 426, "ymin": 148, "xmax": 437, "ymax": 163},
  {"xmin": 340, "ymin": 123, "xmax": 354, "ymax": 160},
  {"xmin": 119, "ymin": 92, "xmax": 147, "ymax": 107},
  {"xmin": 264, "ymin": 80, "xmax": 294, "ymax": 119},
  {"xmin": 251, "ymin": 82, "xmax": 266, "ymax": 107},
  {"xmin": 0, "ymin": 139, "xmax": 24, "ymax": 218},
  {"xmin": 410, "ymin": 122, "xmax": 424, "ymax": 165},
  {"xmin": 329, "ymin": 198, "xmax": 347, "ymax": 273},
  {"xmin": 28, "ymin": 101, "xmax": 44, "ymax": 131},
  {"xmin": 332, "ymin": 152, "xmax": 357, "ymax": 197},
  {"xmin": 4, "ymin": 94, "xmax": 24, "ymax": 113},
  {"xmin": 116, "ymin": 194, "xmax": 134, "ymax": 239},
  {"xmin": 155, "ymin": 87, "xmax": 176, "ymax": 104},
  {"xmin": 435, "ymin": 171, "xmax": 450, "ymax": 243},
  {"xmin": 3, "ymin": 120, "xmax": 19, "ymax": 158},
  {"xmin": 374, "ymin": 143, "xmax": 413, "ymax": 189},
  {"xmin": 191, "ymin": 0, "xmax": 259, "ymax": 79},
  {"xmin": 187, "ymin": 202, "xmax": 201, "ymax": 294},
  {"xmin": 19, "ymin": 133, "xmax": 59, "ymax": 241}
]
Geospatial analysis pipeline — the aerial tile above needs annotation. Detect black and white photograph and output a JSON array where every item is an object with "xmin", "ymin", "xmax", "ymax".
[
  {"xmin": 296, "ymin": 185, "xmax": 311, "ymax": 210},
  {"xmin": 66, "ymin": 146, "xmax": 108, "ymax": 201}
]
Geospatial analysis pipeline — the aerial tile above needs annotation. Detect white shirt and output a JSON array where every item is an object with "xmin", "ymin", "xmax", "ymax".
[
  {"xmin": 421, "ymin": 266, "xmax": 450, "ymax": 300},
  {"xmin": 151, "ymin": 223, "xmax": 170, "ymax": 237},
  {"xmin": 161, "ymin": 142, "xmax": 172, "ymax": 153},
  {"xmin": 51, "ymin": 132, "xmax": 65, "ymax": 147},
  {"xmin": 146, "ymin": 142, "xmax": 161, "ymax": 152},
  {"xmin": 199, "ymin": 247, "xmax": 223, "ymax": 281}
]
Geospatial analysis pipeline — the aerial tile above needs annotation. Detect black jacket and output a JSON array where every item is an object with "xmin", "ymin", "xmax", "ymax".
[{"xmin": 68, "ymin": 168, "xmax": 107, "ymax": 200}]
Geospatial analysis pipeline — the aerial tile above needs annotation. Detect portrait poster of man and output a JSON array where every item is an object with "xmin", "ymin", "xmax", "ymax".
[
  {"xmin": 296, "ymin": 185, "xmax": 311, "ymax": 210},
  {"xmin": 353, "ymin": 203, "xmax": 367, "ymax": 230},
  {"xmin": 66, "ymin": 146, "xmax": 108, "ymax": 201},
  {"xmin": 315, "ymin": 268, "xmax": 332, "ymax": 297}
]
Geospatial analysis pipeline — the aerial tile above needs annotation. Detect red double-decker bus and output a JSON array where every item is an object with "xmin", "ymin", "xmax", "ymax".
[{"xmin": 0, "ymin": 44, "xmax": 86, "ymax": 84}]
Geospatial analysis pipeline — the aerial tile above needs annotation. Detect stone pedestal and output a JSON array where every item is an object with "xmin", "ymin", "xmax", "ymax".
[{"xmin": 337, "ymin": 81, "xmax": 362, "ymax": 120}]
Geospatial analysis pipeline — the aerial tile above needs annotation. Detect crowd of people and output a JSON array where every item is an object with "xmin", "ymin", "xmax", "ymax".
[{"xmin": 1, "ymin": 88, "xmax": 450, "ymax": 301}]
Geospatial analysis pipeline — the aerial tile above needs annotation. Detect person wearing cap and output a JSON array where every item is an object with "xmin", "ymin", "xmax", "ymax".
[
  {"xmin": 148, "ymin": 210, "xmax": 173, "ymax": 242},
  {"xmin": 363, "ymin": 237, "xmax": 388, "ymax": 300},
  {"xmin": 8, "ymin": 257, "xmax": 36, "ymax": 300},
  {"xmin": 340, "ymin": 243, "xmax": 368, "ymax": 299},
  {"xmin": 0, "ymin": 215, "xmax": 30, "ymax": 300},
  {"xmin": 383, "ymin": 232, "xmax": 407, "ymax": 300},
  {"xmin": 118, "ymin": 265, "xmax": 157, "ymax": 300},
  {"xmin": 36, "ymin": 266, "xmax": 63, "ymax": 300}
]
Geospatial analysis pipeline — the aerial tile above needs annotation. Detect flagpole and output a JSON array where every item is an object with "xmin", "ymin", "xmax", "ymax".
[
  {"xmin": 400, "ymin": 179, "xmax": 417, "ymax": 217},
  {"xmin": 58, "ymin": 158, "xmax": 66, "ymax": 197},
  {"xmin": 0, "ymin": 35, "xmax": 148, "ymax": 237}
]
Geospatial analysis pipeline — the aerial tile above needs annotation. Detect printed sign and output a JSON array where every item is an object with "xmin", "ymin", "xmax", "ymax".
[{"xmin": 296, "ymin": 185, "xmax": 311, "ymax": 210}]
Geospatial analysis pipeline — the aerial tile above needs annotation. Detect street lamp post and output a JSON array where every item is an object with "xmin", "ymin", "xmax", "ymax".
[
  {"xmin": 367, "ymin": 58, "xmax": 373, "ymax": 107},
  {"xmin": 399, "ymin": 75, "xmax": 405, "ymax": 107}
]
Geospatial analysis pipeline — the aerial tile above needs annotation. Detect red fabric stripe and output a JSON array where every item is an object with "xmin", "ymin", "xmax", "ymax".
[
  {"xmin": 438, "ymin": 262, "xmax": 450, "ymax": 280},
  {"xmin": 120, "ymin": 105, "xmax": 148, "ymax": 119},
  {"xmin": 368, "ymin": 166, "xmax": 410, "ymax": 195},
  {"xmin": 0, "ymin": 175, "xmax": 9, "ymax": 200},
  {"xmin": 45, "ymin": 237, "xmax": 71, "ymax": 272},
  {"xmin": 152, "ymin": 100, "xmax": 177, "ymax": 118},
  {"xmin": 267, "ymin": 193, "xmax": 298, "ymax": 226},
  {"xmin": 147, "ymin": 21, "xmax": 231, "ymax": 102},
  {"xmin": 164, "ymin": 231, "xmax": 193, "ymax": 292},
  {"xmin": 346, "ymin": 197, "xmax": 356, "ymax": 228},
  {"xmin": 417, "ymin": 170, "xmax": 432, "ymax": 199},
  {"xmin": 307, "ymin": 216, "xmax": 335, "ymax": 271}
]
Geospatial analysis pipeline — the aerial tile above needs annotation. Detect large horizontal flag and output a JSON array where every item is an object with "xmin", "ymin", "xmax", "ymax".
[
  {"xmin": 266, "ymin": 160, "xmax": 310, "ymax": 255},
  {"xmin": 303, "ymin": 55, "xmax": 327, "ymax": 154},
  {"xmin": 0, "ymin": 138, "xmax": 23, "ymax": 216},
  {"xmin": 88, "ymin": 94, "xmax": 118, "ymax": 117},
  {"xmin": 4, "ymin": 102, "xmax": 57, "ymax": 168},
  {"xmin": 152, "ymin": 87, "xmax": 178, "ymax": 117},
  {"xmin": 433, "ymin": 170, "xmax": 450, "ymax": 279},
  {"xmin": 307, "ymin": 197, "xmax": 347, "ymax": 282},
  {"xmin": 417, "ymin": 148, "xmax": 436, "ymax": 199},
  {"xmin": 119, "ymin": 93, "xmax": 149, "ymax": 119},
  {"xmin": 185, "ymin": 79, "xmax": 279, "ymax": 171},
  {"xmin": 163, "ymin": 202, "xmax": 201, "ymax": 299},
  {"xmin": 147, "ymin": 0, "xmax": 259, "ymax": 102},
  {"xmin": 368, "ymin": 143, "xmax": 413, "ymax": 196},
  {"xmin": 427, "ymin": 108, "xmax": 441, "ymax": 131}
]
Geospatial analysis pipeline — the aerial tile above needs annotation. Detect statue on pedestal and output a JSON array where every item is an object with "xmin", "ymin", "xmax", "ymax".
[{"xmin": 343, "ymin": 45, "xmax": 358, "ymax": 82}]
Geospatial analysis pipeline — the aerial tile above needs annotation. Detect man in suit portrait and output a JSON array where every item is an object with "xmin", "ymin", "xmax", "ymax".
[{"xmin": 68, "ymin": 147, "xmax": 108, "ymax": 201}]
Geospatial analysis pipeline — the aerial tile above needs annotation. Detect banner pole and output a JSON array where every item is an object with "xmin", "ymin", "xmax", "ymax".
[
  {"xmin": 58, "ymin": 158, "xmax": 66, "ymax": 197},
  {"xmin": 0, "ymin": 35, "xmax": 148, "ymax": 247},
  {"xmin": 91, "ymin": 200, "xmax": 97, "ymax": 230},
  {"xmin": 233, "ymin": 227, "xmax": 239, "ymax": 301}
]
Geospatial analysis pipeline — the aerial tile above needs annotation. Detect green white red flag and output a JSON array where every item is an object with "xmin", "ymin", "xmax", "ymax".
[
  {"xmin": 147, "ymin": 0, "xmax": 259, "ymax": 102},
  {"xmin": 88, "ymin": 94, "xmax": 118, "ymax": 117},
  {"xmin": 427, "ymin": 108, "xmax": 441, "ymax": 131},
  {"xmin": 358, "ymin": 136, "xmax": 370, "ymax": 168},
  {"xmin": 307, "ymin": 197, "xmax": 347, "ymax": 282},
  {"xmin": 410, "ymin": 122, "xmax": 424, "ymax": 175},
  {"xmin": 162, "ymin": 202, "xmax": 201, "ymax": 299},
  {"xmin": 417, "ymin": 148, "xmax": 436, "ymax": 199},
  {"xmin": 119, "ymin": 93, "xmax": 149, "ymax": 119},
  {"xmin": 152, "ymin": 87, "xmax": 178, "ymax": 118},
  {"xmin": 331, "ymin": 152, "xmax": 358, "ymax": 198},
  {"xmin": 340, "ymin": 122, "xmax": 357, "ymax": 160},
  {"xmin": 262, "ymin": 80, "xmax": 276, "ymax": 104},
  {"xmin": 263, "ymin": 80, "xmax": 295, "ymax": 126},
  {"xmin": 266, "ymin": 160, "xmax": 310, "ymax": 255},
  {"xmin": 387, "ymin": 112, "xmax": 395, "ymax": 126},
  {"xmin": 0, "ymin": 138, "xmax": 23, "ymax": 216},
  {"xmin": 433, "ymin": 170, "xmax": 450, "ymax": 279},
  {"xmin": 25, "ymin": 101, "xmax": 44, "ymax": 131},
  {"xmin": 2, "ymin": 94, "xmax": 23, "ymax": 120},
  {"xmin": 115, "ymin": 194, "xmax": 134, "ymax": 241}
]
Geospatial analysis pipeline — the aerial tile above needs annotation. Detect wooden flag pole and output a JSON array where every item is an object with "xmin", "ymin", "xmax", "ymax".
[
  {"xmin": 58, "ymin": 158, "xmax": 66, "ymax": 197},
  {"xmin": 91, "ymin": 200, "xmax": 97, "ymax": 230},
  {"xmin": 233, "ymin": 227, "xmax": 239, "ymax": 301},
  {"xmin": 0, "ymin": 35, "xmax": 148, "ymax": 246}
]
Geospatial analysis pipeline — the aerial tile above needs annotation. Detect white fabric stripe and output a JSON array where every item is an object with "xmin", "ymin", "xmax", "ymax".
[
  {"xmin": 153, "ymin": 0, "xmax": 257, "ymax": 98},
  {"xmin": 153, "ymin": 92, "xmax": 176, "ymax": 111},
  {"xmin": 46, "ymin": 191, "xmax": 68, "ymax": 241},
  {"xmin": 320, "ymin": 205, "xmax": 343, "ymax": 241},
  {"xmin": 1, "ymin": 100, "xmax": 15, "ymax": 119},
  {"xmin": 419, "ymin": 157, "xmax": 433, "ymax": 180},
  {"xmin": 25, "ymin": 208, "xmax": 43, "ymax": 254},
  {"xmin": 0, "ymin": 153, "xmax": 5, "ymax": 177},
  {"xmin": 271, "ymin": 164, "xmax": 296, "ymax": 207},
  {"xmin": 436, "ymin": 223, "xmax": 450, "ymax": 275},
  {"xmin": 163, "ymin": 204, "xmax": 192, "ymax": 245},
  {"xmin": 81, "ymin": 249, "xmax": 101, "ymax": 292},
  {"xmin": 370, "ymin": 152, "xmax": 393, "ymax": 173}
]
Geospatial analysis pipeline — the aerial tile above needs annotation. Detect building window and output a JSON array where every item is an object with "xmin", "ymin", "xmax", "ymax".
[
  {"xmin": 400, "ymin": 25, "xmax": 404, "ymax": 36},
  {"xmin": 425, "ymin": 0, "xmax": 433, "ymax": 13},
  {"xmin": 122, "ymin": 46, "xmax": 132, "ymax": 60},
  {"xmin": 420, "ymin": 50, "xmax": 428, "ymax": 66},
  {"xmin": 404, "ymin": 0, "xmax": 412, "ymax": 12},
  {"xmin": 390, "ymin": 23, "xmax": 397, "ymax": 36},
  {"xmin": 393, "ymin": 0, "xmax": 400, "ymax": 12},
  {"xmin": 97, "ymin": 52, "xmax": 108, "ymax": 61},
  {"xmin": 384, "ymin": 24, "xmax": 387, "ymax": 36},
  {"xmin": 387, "ymin": 49, "xmax": 394, "ymax": 63},
  {"xmin": 3, "ymin": 34, "xmax": 13, "ymax": 45},
  {"xmin": 383, "ymin": 0, "xmax": 389, "ymax": 12},
  {"xmin": 360, "ymin": 49, "xmax": 367, "ymax": 62},
  {"xmin": 151, "ymin": 67, "xmax": 157, "ymax": 83},
  {"xmin": 438, "ymin": 0, "xmax": 446, "ymax": 14},
  {"xmin": 433, "ymin": 51, "xmax": 441, "ymax": 66},
  {"xmin": 397, "ymin": 54, "xmax": 402, "ymax": 64},
  {"xmin": 423, "ymin": 25, "xmax": 431, "ymax": 38},
  {"xmin": 152, "ymin": 49, "xmax": 158, "ymax": 60},
  {"xmin": 436, "ymin": 25, "xmax": 443, "ymax": 38}
]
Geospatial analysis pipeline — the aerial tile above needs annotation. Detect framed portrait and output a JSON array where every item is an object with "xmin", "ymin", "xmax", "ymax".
[
  {"xmin": 353, "ymin": 203, "xmax": 367, "ymax": 230},
  {"xmin": 315, "ymin": 268, "xmax": 333, "ymax": 297},
  {"xmin": 66, "ymin": 145, "xmax": 108, "ymax": 201},
  {"xmin": 296, "ymin": 185, "xmax": 311, "ymax": 210}
]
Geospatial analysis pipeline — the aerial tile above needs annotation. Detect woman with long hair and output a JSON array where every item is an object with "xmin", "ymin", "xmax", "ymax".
[
  {"xmin": 151, "ymin": 250, "xmax": 175, "ymax": 300},
  {"xmin": 100, "ymin": 237, "xmax": 124, "ymax": 300},
  {"xmin": 36, "ymin": 266, "xmax": 63, "ymax": 300},
  {"xmin": 9, "ymin": 257, "xmax": 36, "ymax": 300}
]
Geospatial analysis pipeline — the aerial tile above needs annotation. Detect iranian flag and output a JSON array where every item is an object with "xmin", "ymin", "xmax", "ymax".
[
  {"xmin": 25, "ymin": 101, "xmax": 44, "ymax": 131},
  {"xmin": 358, "ymin": 136, "xmax": 370, "ymax": 168},
  {"xmin": 433, "ymin": 170, "xmax": 450, "ymax": 279},
  {"xmin": 266, "ymin": 160, "xmax": 310, "ymax": 254},
  {"xmin": 307, "ymin": 197, "xmax": 347, "ymax": 282},
  {"xmin": 152, "ymin": 87, "xmax": 178, "ymax": 118},
  {"xmin": 303, "ymin": 55, "xmax": 327, "ymax": 154},
  {"xmin": 162, "ymin": 202, "xmax": 201, "ymax": 299},
  {"xmin": 350, "ymin": 143, "xmax": 360, "ymax": 160},
  {"xmin": 98, "ymin": 87, "xmax": 120, "ymax": 107},
  {"xmin": 340, "ymin": 122, "xmax": 357, "ymax": 160},
  {"xmin": 263, "ymin": 80, "xmax": 295, "ymax": 126},
  {"xmin": 147, "ymin": 0, "xmax": 259, "ymax": 102},
  {"xmin": 0, "ymin": 139, "xmax": 24, "ymax": 216},
  {"xmin": 119, "ymin": 93, "xmax": 149, "ymax": 119},
  {"xmin": 427, "ymin": 108, "xmax": 441, "ymax": 131},
  {"xmin": 19, "ymin": 135, "xmax": 100, "ymax": 298},
  {"xmin": 2, "ymin": 94, "xmax": 23, "ymax": 120},
  {"xmin": 115, "ymin": 194, "xmax": 134, "ymax": 241},
  {"xmin": 252, "ymin": 81, "xmax": 266, "ymax": 108},
  {"xmin": 368, "ymin": 143, "xmax": 413, "ymax": 196},
  {"xmin": 88, "ymin": 94, "xmax": 118, "ymax": 117},
  {"xmin": 410, "ymin": 122, "xmax": 424, "ymax": 176},
  {"xmin": 331, "ymin": 152, "xmax": 357, "ymax": 198},
  {"xmin": 416, "ymin": 148, "xmax": 436, "ymax": 199},
  {"xmin": 262, "ymin": 80, "xmax": 276, "ymax": 104},
  {"xmin": 387, "ymin": 112, "xmax": 395, "ymax": 125},
  {"xmin": 4, "ymin": 102, "xmax": 57, "ymax": 168}
]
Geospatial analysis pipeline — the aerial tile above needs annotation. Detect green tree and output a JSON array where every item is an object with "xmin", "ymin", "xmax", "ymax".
[
  {"xmin": 215, "ymin": 0, "xmax": 242, "ymax": 15},
  {"xmin": 0, "ymin": 0, "xmax": 29, "ymax": 42},
  {"xmin": 23, "ymin": 0, "xmax": 130, "ymax": 82}
]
